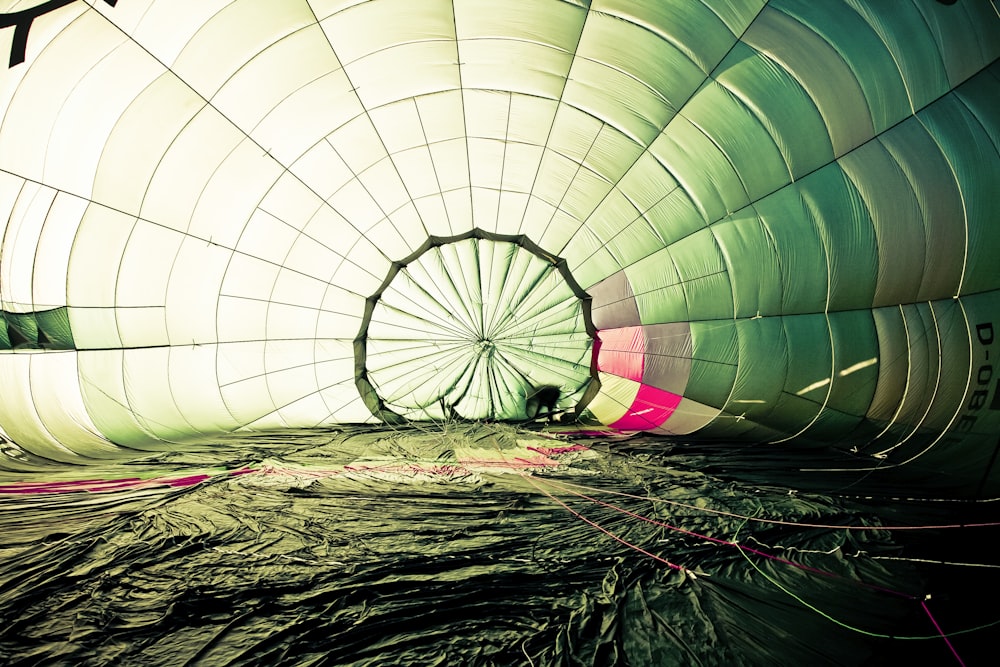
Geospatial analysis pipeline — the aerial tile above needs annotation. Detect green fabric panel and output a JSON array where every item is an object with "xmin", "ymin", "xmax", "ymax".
[
  {"xmin": 650, "ymin": 115, "xmax": 748, "ymax": 224},
  {"xmin": 890, "ymin": 303, "xmax": 940, "ymax": 432},
  {"xmin": 838, "ymin": 141, "xmax": 926, "ymax": 309},
  {"xmin": 776, "ymin": 0, "xmax": 910, "ymax": 133},
  {"xmin": 781, "ymin": 313, "xmax": 832, "ymax": 404},
  {"xmin": 919, "ymin": 88, "xmax": 1000, "ymax": 296},
  {"xmin": 681, "ymin": 81, "xmax": 789, "ymax": 200},
  {"xmin": 34, "ymin": 307, "xmax": 75, "ymax": 350},
  {"xmin": 4, "ymin": 312, "xmax": 39, "ymax": 348},
  {"xmin": 866, "ymin": 306, "xmax": 907, "ymax": 425},
  {"xmin": 915, "ymin": 0, "xmax": 1000, "ymax": 88},
  {"xmin": 0, "ymin": 325, "xmax": 9, "ymax": 350},
  {"xmin": 684, "ymin": 320, "xmax": 738, "ymax": 408},
  {"xmin": 826, "ymin": 309, "xmax": 879, "ymax": 418},
  {"xmin": 714, "ymin": 42, "xmax": 834, "ymax": 180},
  {"xmin": 642, "ymin": 189, "xmax": 706, "ymax": 246},
  {"xmin": 751, "ymin": 187, "xmax": 827, "ymax": 315},
  {"xmin": 878, "ymin": 117, "xmax": 965, "ymax": 301},
  {"xmin": 712, "ymin": 211, "xmax": 783, "ymax": 318},
  {"xmin": 922, "ymin": 298, "xmax": 974, "ymax": 434},
  {"xmin": 672, "ymin": 228, "xmax": 733, "ymax": 321},
  {"xmin": 798, "ymin": 164, "xmax": 878, "ymax": 311},
  {"xmin": 724, "ymin": 318, "xmax": 788, "ymax": 424},
  {"xmin": 626, "ymin": 248, "xmax": 685, "ymax": 324},
  {"xmin": 742, "ymin": 6, "xmax": 874, "ymax": 157}
]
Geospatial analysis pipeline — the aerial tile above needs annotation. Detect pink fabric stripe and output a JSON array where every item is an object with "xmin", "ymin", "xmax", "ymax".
[
  {"xmin": 596, "ymin": 326, "xmax": 645, "ymax": 382},
  {"xmin": 609, "ymin": 383, "xmax": 683, "ymax": 430}
]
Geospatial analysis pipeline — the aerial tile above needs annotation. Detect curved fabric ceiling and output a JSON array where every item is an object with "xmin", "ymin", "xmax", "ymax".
[{"xmin": 0, "ymin": 0, "xmax": 998, "ymax": 486}]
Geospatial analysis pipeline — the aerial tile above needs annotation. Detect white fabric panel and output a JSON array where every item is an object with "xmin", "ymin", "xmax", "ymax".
[
  {"xmin": 359, "ymin": 158, "xmax": 411, "ymax": 218},
  {"xmin": 266, "ymin": 303, "xmax": 321, "ymax": 341},
  {"xmin": 0, "ymin": 6, "xmax": 106, "ymax": 186},
  {"xmin": 94, "ymin": 73, "xmax": 204, "ymax": 215},
  {"xmin": 171, "ymin": 0, "xmax": 315, "ymax": 98},
  {"xmin": 342, "ymin": 41, "xmax": 460, "ymax": 110},
  {"xmin": 188, "ymin": 139, "xmax": 285, "ymax": 248},
  {"xmin": 457, "ymin": 40, "xmax": 572, "ymax": 98},
  {"xmin": 217, "ymin": 297, "xmax": 268, "ymax": 343},
  {"xmin": 455, "ymin": 0, "xmax": 586, "ymax": 53},
  {"xmin": 414, "ymin": 90, "xmax": 466, "ymax": 143},
  {"xmin": 321, "ymin": 0, "xmax": 455, "ymax": 64},
  {"xmin": 1, "ymin": 182, "xmax": 54, "ymax": 310},
  {"xmin": 0, "ymin": 353, "xmax": 87, "ymax": 462},
  {"xmin": 271, "ymin": 269, "xmax": 331, "ymax": 313},
  {"xmin": 428, "ymin": 139, "xmax": 471, "ymax": 192},
  {"xmin": 122, "ymin": 0, "xmax": 231, "ymax": 67},
  {"xmin": 115, "ymin": 307, "xmax": 169, "ymax": 349},
  {"xmin": 467, "ymin": 138, "xmax": 505, "ymax": 189},
  {"xmin": 500, "ymin": 143, "xmax": 545, "ymax": 193},
  {"xmin": 369, "ymin": 215, "xmax": 421, "ymax": 260},
  {"xmin": 116, "ymin": 221, "xmax": 184, "ymax": 307},
  {"xmin": 119, "ymin": 347, "xmax": 197, "ymax": 440},
  {"xmin": 370, "ymin": 99, "xmax": 429, "ymax": 154},
  {"xmin": 45, "ymin": 34, "xmax": 162, "ymax": 199},
  {"xmin": 77, "ymin": 349, "xmax": 160, "ymax": 448},
  {"xmin": 167, "ymin": 344, "xmax": 241, "ymax": 432},
  {"xmin": 465, "ymin": 90, "xmax": 511, "ymax": 141},
  {"xmin": 393, "ymin": 148, "xmax": 445, "ymax": 199},
  {"xmin": 32, "ymin": 195, "xmax": 90, "ymax": 309},
  {"xmin": 219, "ymin": 374, "xmax": 276, "ymax": 425},
  {"xmin": 211, "ymin": 25, "xmax": 341, "ymax": 130},
  {"xmin": 412, "ymin": 195, "xmax": 454, "ymax": 237},
  {"xmin": 586, "ymin": 372, "xmax": 636, "ymax": 425},
  {"xmin": 237, "ymin": 210, "xmax": 301, "ymax": 267},
  {"xmin": 328, "ymin": 179, "xmax": 384, "ymax": 234},
  {"xmin": 67, "ymin": 205, "xmax": 136, "ymax": 308},
  {"xmin": 289, "ymin": 140, "xmax": 357, "ymax": 200},
  {"xmin": 216, "ymin": 340, "xmax": 266, "ymax": 387},
  {"xmin": 221, "ymin": 254, "xmax": 281, "ymax": 303},
  {"xmin": 165, "ymin": 237, "xmax": 232, "ymax": 345},
  {"xmin": 139, "ymin": 107, "xmax": 243, "ymax": 233},
  {"xmin": 326, "ymin": 116, "xmax": 388, "ymax": 176},
  {"xmin": 507, "ymin": 95, "xmax": 558, "ymax": 146}
]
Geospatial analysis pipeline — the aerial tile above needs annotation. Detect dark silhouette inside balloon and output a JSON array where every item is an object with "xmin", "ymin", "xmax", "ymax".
[{"xmin": 525, "ymin": 385, "xmax": 561, "ymax": 421}]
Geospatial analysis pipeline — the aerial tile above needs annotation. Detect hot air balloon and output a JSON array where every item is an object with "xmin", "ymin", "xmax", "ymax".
[{"xmin": 0, "ymin": 0, "xmax": 996, "ymax": 498}]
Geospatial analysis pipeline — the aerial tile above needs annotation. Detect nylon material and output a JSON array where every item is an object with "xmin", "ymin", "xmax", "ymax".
[
  {"xmin": 392, "ymin": 148, "xmax": 445, "ymax": 199},
  {"xmin": 219, "ymin": 253, "xmax": 282, "ymax": 303},
  {"xmin": 119, "ymin": 1, "xmax": 230, "ymax": 65},
  {"xmin": 138, "ymin": 108, "xmax": 244, "ymax": 233},
  {"xmin": 576, "ymin": 10, "xmax": 704, "ymax": 113},
  {"xmin": 651, "ymin": 395, "xmax": 720, "ymax": 434},
  {"xmin": 537, "ymin": 208, "xmax": 582, "ymax": 257},
  {"xmin": 272, "ymin": 252, "xmax": 340, "ymax": 306},
  {"xmin": 546, "ymin": 102, "xmax": 604, "ymax": 163},
  {"xmin": 264, "ymin": 303, "xmax": 321, "ymax": 342},
  {"xmin": 916, "ymin": 0, "xmax": 1000, "ymax": 87},
  {"xmin": 743, "ymin": 6, "xmax": 874, "ymax": 158},
  {"xmin": 593, "ymin": 0, "xmax": 733, "ymax": 74},
  {"xmin": 843, "ymin": 0, "xmax": 949, "ymax": 112},
  {"xmin": 919, "ymin": 299, "xmax": 974, "ymax": 434},
  {"xmin": 343, "ymin": 41, "xmax": 460, "ymax": 111},
  {"xmin": 467, "ymin": 138, "xmax": 505, "ymax": 189},
  {"xmin": 865, "ymin": 306, "xmax": 908, "ymax": 424},
  {"xmin": 264, "ymin": 364, "xmax": 323, "ymax": 412},
  {"xmin": 383, "ymin": 204, "xmax": 428, "ymax": 255},
  {"xmin": 163, "ymin": 240, "xmax": 231, "ymax": 345},
  {"xmin": 77, "ymin": 349, "xmax": 163, "ymax": 448},
  {"xmin": 948, "ymin": 291, "xmax": 1000, "ymax": 438},
  {"xmin": 596, "ymin": 326, "xmax": 645, "ymax": 382},
  {"xmin": 499, "ymin": 143, "xmax": 545, "ymax": 194},
  {"xmin": 685, "ymin": 320, "xmax": 738, "ymax": 405},
  {"xmin": 301, "ymin": 206, "xmax": 364, "ymax": 262},
  {"xmin": 877, "ymin": 119, "xmax": 964, "ymax": 300},
  {"xmin": 441, "ymin": 188, "xmax": 474, "ymax": 232},
  {"xmin": 561, "ymin": 62, "xmax": 670, "ymax": 146},
  {"xmin": 464, "ymin": 90, "xmax": 513, "ymax": 141},
  {"xmin": 1, "ymin": 183, "xmax": 54, "ymax": 310},
  {"xmin": 315, "ymin": 306, "xmax": 364, "ymax": 341},
  {"xmin": 496, "ymin": 192, "xmax": 533, "ymax": 237},
  {"xmin": 747, "ymin": 195, "xmax": 817, "ymax": 315},
  {"xmin": 919, "ymin": 93, "xmax": 1000, "ymax": 296},
  {"xmin": 219, "ymin": 374, "xmax": 278, "ymax": 425},
  {"xmin": 34, "ymin": 308, "xmax": 74, "ymax": 349},
  {"xmin": 583, "ymin": 188, "xmax": 640, "ymax": 244},
  {"xmin": 603, "ymin": 220, "xmax": 663, "ymax": 274},
  {"xmin": 610, "ymin": 383, "xmax": 681, "ymax": 430},
  {"xmin": 165, "ymin": 346, "xmax": 241, "ymax": 433},
  {"xmin": 30, "ymin": 195, "xmax": 82, "ymax": 308},
  {"xmin": 562, "ymin": 170, "xmax": 614, "ymax": 225},
  {"xmin": 215, "ymin": 340, "xmax": 267, "ymax": 387},
  {"xmin": 172, "ymin": 0, "xmax": 315, "ymax": 99},
  {"xmin": 0, "ymin": 355, "xmax": 83, "ymax": 463},
  {"xmin": 427, "ymin": 139, "xmax": 471, "ymax": 192},
  {"xmin": 798, "ymin": 165, "xmax": 877, "ymax": 311},
  {"xmin": 681, "ymin": 81, "xmax": 789, "ymax": 201},
  {"xmin": 367, "ymin": 100, "xmax": 427, "ymax": 155},
  {"xmin": 588, "ymin": 271, "xmax": 640, "ymax": 330},
  {"xmin": 884, "ymin": 304, "xmax": 939, "ymax": 436},
  {"xmin": 287, "ymin": 140, "xmax": 356, "ymax": 202},
  {"xmin": 455, "ymin": 0, "xmax": 586, "ymax": 51},
  {"xmin": 115, "ymin": 307, "xmax": 169, "ymax": 349},
  {"xmin": 216, "ymin": 297, "xmax": 268, "ymax": 343},
  {"xmin": 44, "ymin": 37, "xmax": 161, "ymax": 200},
  {"xmin": 726, "ymin": 318, "xmax": 787, "ymax": 423},
  {"xmin": 781, "ymin": 314, "xmax": 831, "ymax": 404},
  {"xmin": 616, "ymin": 152, "xmax": 678, "ymax": 213},
  {"xmin": 712, "ymin": 213, "xmax": 783, "ymax": 318},
  {"xmin": 328, "ymin": 115, "xmax": 393, "ymax": 176},
  {"xmin": 825, "ymin": 310, "xmax": 879, "ymax": 418},
  {"xmin": 586, "ymin": 372, "xmax": 637, "ymax": 424},
  {"xmin": 670, "ymin": 228, "xmax": 726, "ymax": 285},
  {"xmin": 116, "ymin": 224, "xmax": 182, "ymax": 311},
  {"xmin": 583, "ymin": 126, "xmax": 645, "ymax": 185},
  {"xmin": 211, "ymin": 25, "xmax": 340, "ymax": 132},
  {"xmin": 413, "ymin": 90, "xmax": 465, "ymax": 144},
  {"xmin": 412, "ymin": 194, "xmax": 455, "ymax": 238},
  {"xmin": 470, "ymin": 188, "xmax": 500, "ymax": 243},
  {"xmin": 92, "ymin": 74, "xmax": 201, "ymax": 214},
  {"xmin": 0, "ymin": 8, "xmax": 110, "ymax": 186},
  {"xmin": 321, "ymin": 0, "xmax": 454, "ymax": 64},
  {"xmin": 838, "ymin": 142, "xmax": 926, "ymax": 309},
  {"xmin": 714, "ymin": 43, "xmax": 834, "ymax": 180},
  {"xmin": 776, "ymin": 0, "xmax": 911, "ymax": 133},
  {"xmin": 328, "ymin": 180, "xmax": 384, "ymax": 233},
  {"xmin": 66, "ymin": 308, "xmax": 123, "ymax": 349},
  {"xmin": 119, "ymin": 347, "xmax": 201, "ymax": 441},
  {"xmin": 622, "ymin": 248, "xmax": 679, "ymax": 298},
  {"xmin": 956, "ymin": 65, "xmax": 1000, "ymax": 151},
  {"xmin": 650, "ymin": 118, "xmax": 746, "ymax": 224},
  {"xmin": 641, "ymin": 189, "xmax": 705, "ymax": 248},
  {"xmin": 633, "ymin": 285, "xmax": 687, "ymax": 328},
  {"xmin": 66, "ymin": 205, "xmax": 136, "ymax": 308},
  {"xmin": 641, "ymin": 349, "xmax": 691, "ymax": 397},
  {"xmin": 360, "ymin": 160, "xmax": 413, "ymax": 221}
]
